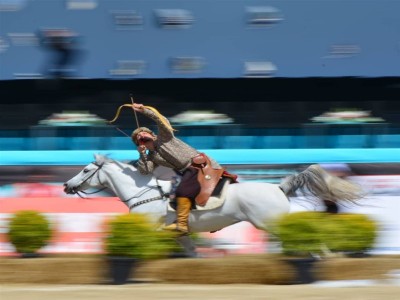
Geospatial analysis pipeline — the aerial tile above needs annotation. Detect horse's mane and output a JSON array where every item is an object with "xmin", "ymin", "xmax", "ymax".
[
  {"xmin": 94, "ymin": 153, "xmax": 138, "ymax": 170},
  {"xmin": 93, "ymin": 153, "xmax": 176, "ymax": 182}
]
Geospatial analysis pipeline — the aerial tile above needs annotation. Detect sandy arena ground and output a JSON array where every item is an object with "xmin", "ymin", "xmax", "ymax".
[{"xmin": 1, "ymin": 283, "xmax": 400, "ymax": 300}]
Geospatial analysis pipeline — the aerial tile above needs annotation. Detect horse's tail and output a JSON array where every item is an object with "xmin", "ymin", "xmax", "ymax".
[{"xmin": 279, "ymin": 164, "xmax": 365, "ymax": 204}]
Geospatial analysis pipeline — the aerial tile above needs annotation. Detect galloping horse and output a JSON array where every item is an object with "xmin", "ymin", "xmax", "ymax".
[{"xmin": 63, "ymin": 154, "xmax": 364, "ymax": 256}]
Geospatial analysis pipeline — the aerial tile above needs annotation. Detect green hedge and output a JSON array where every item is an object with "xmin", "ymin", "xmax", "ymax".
[
  {"xmin": 104, "ymin": 213, "xmax": 179, "ymax": 259},
  {"xmin": 7, "ymin": 210, "xmax": 52, "ymax": 255},
  {"xmin": 275, "ymin": 212, "xmax": 378, "ymax": 256}
]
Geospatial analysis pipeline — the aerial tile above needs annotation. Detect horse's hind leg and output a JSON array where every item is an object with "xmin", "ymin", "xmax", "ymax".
[{"xmin": 240, "ymin": 188, "xmax": 290, "ymax": 231}]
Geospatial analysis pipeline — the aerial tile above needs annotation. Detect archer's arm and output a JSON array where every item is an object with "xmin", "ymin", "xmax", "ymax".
[{"xmin": 132, "ymin": 104, "xmax": 174, "ymax": 140}]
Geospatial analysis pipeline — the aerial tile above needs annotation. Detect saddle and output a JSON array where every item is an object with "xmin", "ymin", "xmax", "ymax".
[
  {"xmin": 167, "ymin": 177, "xmax": 231, "ymax": 213},
  {"xmin": 191, "ymin": 153, "xmax": 225, "ymax": 206}
]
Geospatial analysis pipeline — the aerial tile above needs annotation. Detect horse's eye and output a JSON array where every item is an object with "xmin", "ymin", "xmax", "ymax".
[{"xmin": 83, "ymin": 169, "xmax": 90, "ymax": 173}]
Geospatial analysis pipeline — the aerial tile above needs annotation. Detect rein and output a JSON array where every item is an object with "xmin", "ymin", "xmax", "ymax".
[
  {"xmin": 129, "ymin": 194, "xmax": 166, "ymax": 210},
  {"xmin": 124, "ymin": 183, "xmax": 170, "ymax": 210},
  {"xmin": 77, "ymin": 188, "xmax": 108, "ymax": 198}
]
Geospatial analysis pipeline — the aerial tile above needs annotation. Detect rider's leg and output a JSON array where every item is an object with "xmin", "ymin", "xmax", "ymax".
[
  {"xmin": 163, "ymin": 197, "xmax": 191, "ymax": 233},
  {"xmin": 164, "ymin": 167, "xmax": 198, "ymax": 233}
]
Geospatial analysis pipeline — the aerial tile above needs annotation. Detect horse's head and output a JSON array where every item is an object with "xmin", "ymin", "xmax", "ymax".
[{"xmin": 63, "ymin": 154, "xmax": 109, "ymax": 195}]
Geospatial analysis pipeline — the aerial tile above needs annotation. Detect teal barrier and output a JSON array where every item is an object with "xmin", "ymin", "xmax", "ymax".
[
  {"xmin": 1, "ymin": 149, "xmax": 399, "ymax": 165},
  {"xmin": 1, "ymin": 134, "xmax": 400, "ymax": 151}
]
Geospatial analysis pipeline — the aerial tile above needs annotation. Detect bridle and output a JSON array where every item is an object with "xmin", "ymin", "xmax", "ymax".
[{"xmin": 73, "ymin": 161, "xmax": 107, "ymax": 198}]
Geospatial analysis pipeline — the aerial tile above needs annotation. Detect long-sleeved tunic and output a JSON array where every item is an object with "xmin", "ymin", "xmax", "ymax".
[{"xmin": 136, "ymin": 107, "xmax": 221, "ymax": 174}]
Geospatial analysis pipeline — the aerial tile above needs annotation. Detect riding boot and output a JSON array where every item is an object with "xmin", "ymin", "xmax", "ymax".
[{"xmin": 163, "ymin": 197, "xmax": 191, "ymax": 234}]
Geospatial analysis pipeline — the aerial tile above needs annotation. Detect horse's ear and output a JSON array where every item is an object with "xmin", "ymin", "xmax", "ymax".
[{"xmin": 94, "ymin": 153, "xmax": 103, "ymax": 164}]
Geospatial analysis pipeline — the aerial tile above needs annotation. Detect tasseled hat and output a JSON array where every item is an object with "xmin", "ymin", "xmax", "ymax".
[{"xmin": 131, "ymin": 127, "xmax": 155, "ymax": 145}]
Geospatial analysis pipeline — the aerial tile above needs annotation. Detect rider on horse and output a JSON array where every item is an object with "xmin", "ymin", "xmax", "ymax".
[{"xmin": 130, "ymin": 103, "xmax": 230, "ymax": 234}]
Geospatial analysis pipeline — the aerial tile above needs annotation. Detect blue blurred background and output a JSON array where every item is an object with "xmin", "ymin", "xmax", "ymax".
[
  {"xmin": 1, "ymin": 0, "xmax": 400, "ymax": 79},
  {"xmin": 1, "ymin": 0, "xmax": 399, "ymax": 153}
]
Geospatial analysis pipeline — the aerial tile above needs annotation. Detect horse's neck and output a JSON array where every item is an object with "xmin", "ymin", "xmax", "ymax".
[{"xmin": 101, "ymin": 162, "xmax": 171, "ymax": 209}]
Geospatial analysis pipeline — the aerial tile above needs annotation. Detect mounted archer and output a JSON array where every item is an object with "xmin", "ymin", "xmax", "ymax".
[{"xmin": 111, "ymin": 102, "xmax": 237, "ymax": 234}]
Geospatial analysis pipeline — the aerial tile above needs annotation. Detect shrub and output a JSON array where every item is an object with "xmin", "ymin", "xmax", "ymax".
[
  {"xmin": 275, "ymin": 212, "xmax": 327, "ymax": 256},
  {"xmin": 7, "ymin": 210, "xmax": 52, "ymax": 255},
  {"xmin": 325, "ymin": 214, "xmax": 378, "ymax": 252},
  {"xmin": 275, "ymin": 212, "xmax": 378, "ymax": 257},
  {"xmin": 104, "ymin": 213, "xmax": 179, "ymax": 259}
]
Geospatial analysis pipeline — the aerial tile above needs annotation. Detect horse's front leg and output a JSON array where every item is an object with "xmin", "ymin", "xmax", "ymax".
[{"xmin": 175, "ymin": 235, "xmax": 197, "ymax": 258}]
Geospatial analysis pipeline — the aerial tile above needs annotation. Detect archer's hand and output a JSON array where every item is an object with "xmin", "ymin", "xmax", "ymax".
[
  {"xmin": 137, "ymin": 145, "xmax": 147, "ymax": 155},
  {"xmin": 132, "ymin": 103, "xmax": 144, "ymax": 112}
]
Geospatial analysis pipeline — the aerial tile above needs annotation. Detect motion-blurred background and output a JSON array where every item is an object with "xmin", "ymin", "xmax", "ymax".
[{"xmin": 0, "ymin": 0, "xmax": 400, "ymax": 256}]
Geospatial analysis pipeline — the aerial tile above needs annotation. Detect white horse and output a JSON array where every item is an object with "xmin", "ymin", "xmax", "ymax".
[{"xmin": 63, "ymin": 154, "xmax": 364, "ymax": 256}]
